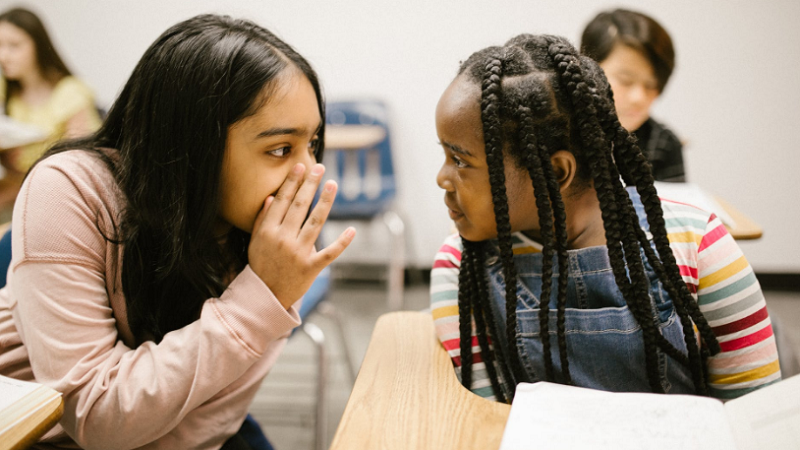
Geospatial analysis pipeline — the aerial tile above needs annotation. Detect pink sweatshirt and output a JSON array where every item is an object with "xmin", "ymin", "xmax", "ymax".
[{"xmin": 0, "ymin": 150, "xmax": 302, "ymax": 449}]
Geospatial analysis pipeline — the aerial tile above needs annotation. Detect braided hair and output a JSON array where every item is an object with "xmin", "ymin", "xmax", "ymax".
[{"xmin": 454, "ymin": 34, "xmax": 719, "ymax": 401}]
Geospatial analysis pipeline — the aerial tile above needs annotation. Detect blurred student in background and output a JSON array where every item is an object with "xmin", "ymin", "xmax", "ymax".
[
  {"xmin": 0, "ymin": 6, "xmax": 101, "ymax": 215},
  {"xmin": 581, "ymin": 9, "xmax": 685, "ymax": 182}
]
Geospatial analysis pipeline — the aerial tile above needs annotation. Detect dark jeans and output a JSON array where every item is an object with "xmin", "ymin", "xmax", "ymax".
[{"xmin": 221, "ymin": 414, "xmax": 274, "ymax": 450}]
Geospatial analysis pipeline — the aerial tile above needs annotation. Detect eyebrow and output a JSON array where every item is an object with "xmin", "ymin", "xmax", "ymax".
[
  {"xmin": 441, "ymin": 141, "xmax": 474, "ymax": 157},
  {"xmin": 255, "ymin": 122, "xmax": 322, "ymax": 139}
]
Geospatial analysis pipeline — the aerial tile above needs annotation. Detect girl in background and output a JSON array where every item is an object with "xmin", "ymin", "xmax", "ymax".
[
  {"xmin": 0, "ymin": 7, "xmax": 101, "ymax": 214},
  {"xmin": 431, "ymin": 34, "xmax": 779, "ymax": 403},
  {"xmin": 0, "ymin": 14, "xmax": 354, "ymax": 449},
  {"xmin": 581, "ymin": 9, "xmax": 685, "ymax": 182}
]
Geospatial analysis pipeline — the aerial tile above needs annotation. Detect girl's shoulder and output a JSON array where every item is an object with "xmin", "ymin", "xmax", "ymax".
[
  {"xmin": 627, "ymin": 186, "xmax": 715, "ymax": 236},
  {"xmin": 25, "ymin": 150, "xmax": 119, "ymax": 212},
  {"xmin": 434, "ymin": 233, "xmax": 464, "ymax": 266}
]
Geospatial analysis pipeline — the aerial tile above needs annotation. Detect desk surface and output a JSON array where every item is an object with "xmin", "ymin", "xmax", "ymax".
[
  {"xmin": 2, "ymin": 394, "xmax": 63, "ymax": 450},
  {"xmin": 330, "ymin": 312, "xmax": 511, "ymax": 450},
  {"xmin": 714, "ymin": 196, "xmax": 763, "ymax": 240}
]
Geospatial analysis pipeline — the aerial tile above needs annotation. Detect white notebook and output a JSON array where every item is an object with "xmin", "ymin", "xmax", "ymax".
[{"xmin": 499, "ymin": 375, "xmax": 800, "ymax": 450}]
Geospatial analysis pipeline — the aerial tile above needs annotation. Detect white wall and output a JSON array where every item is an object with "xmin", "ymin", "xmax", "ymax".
[{"xmin": 5, "ymin": 0, "xmax": 800, "ymax": 272}]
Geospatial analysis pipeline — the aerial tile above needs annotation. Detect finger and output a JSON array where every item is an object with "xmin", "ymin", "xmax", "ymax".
[
  {"xmin": 312, "ymin": 227, "xmax": 356, "ymax": 269},
  {"xmin": 265, "ymin": 163, "xmax": 306, "ymax": 226},
  {"xmin": 282, "ymin": 163, "xmax": 325, "ymax": 232},
  {"xmin": 298, "ymin": 179, "xmax": 337, "ymax": 245},
  {"xmin": 251, "ymin": 195, "xmax": 274, "ymax": 235}
]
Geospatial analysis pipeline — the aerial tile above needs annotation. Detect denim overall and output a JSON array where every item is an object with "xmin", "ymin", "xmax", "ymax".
[{"xmin": 484, "ymin": 189, "xmax": 695, "ymax": 394}]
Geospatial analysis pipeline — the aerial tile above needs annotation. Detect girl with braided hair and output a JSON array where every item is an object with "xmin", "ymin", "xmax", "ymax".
[{"xmin": 430, "ymin": 34, "xmax": 780, "ymax": 404}]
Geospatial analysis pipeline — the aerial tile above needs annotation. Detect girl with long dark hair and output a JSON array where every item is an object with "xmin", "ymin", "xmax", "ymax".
[{"xmin": 0, "ymin": 14, "xmax": 354, "ymax": 449}]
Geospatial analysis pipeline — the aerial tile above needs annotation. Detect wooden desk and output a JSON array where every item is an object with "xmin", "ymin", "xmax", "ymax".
[
  {"xmin": 715, "ymin": 196, "xmax": 763, "ymax": 240},
  {"xmin": 330, "ymin": 312, "xmax": 511, "ymax": 450},
  {"xmin": 1, "ymin": 394, "xmax": 63, "ymax": 450}
]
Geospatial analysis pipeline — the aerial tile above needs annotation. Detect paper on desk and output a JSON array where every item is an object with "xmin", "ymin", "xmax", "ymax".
[
  {"xmin": 0, "ymin": 376, "xmax": 40, "ymax": 411},
  {"xmin": 652, "ymin": 181, "xmax": 737, "ymax": 228},
  {"xmin": 499, "ymin": 382, "xmax": 738, "ymax": 450},
  {"xmin": 0, "ymin": 115, "xmax": 46, "ymax": 149}
]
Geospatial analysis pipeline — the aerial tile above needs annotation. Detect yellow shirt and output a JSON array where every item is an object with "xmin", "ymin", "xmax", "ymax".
[{"xmin": 0, "ymin": 76, "xmax": 101, "ymax": 171}]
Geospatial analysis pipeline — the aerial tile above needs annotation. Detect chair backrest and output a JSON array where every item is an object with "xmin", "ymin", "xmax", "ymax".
[
  {"xmin": 0, "ymin": 228, "xmax": 11, "ymax": 289},
  {"xmin": 323, "ymin": 100, "xmax": 396, "ymax": 219}
]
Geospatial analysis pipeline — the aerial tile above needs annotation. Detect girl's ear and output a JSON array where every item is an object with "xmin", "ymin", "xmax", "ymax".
[{"xmin": 550, "ymin": 150, "xmax": 578, "ymax": 192}]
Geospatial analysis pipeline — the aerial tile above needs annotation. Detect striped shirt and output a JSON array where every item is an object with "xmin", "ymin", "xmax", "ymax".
[{"xmin": 431, "ymin": 196, "xmax": 781, "ymax": 401}]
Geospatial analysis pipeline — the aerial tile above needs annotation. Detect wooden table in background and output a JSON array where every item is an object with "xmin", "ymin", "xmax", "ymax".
[
  {"xmin": 329, "ymin": 312, "xmax": 511, "ymax": 450},
  {"xmin": 715, "ymin": 196, "xmax": 763, "ymax": 240}
]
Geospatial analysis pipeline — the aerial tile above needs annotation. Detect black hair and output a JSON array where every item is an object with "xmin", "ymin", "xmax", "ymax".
[
  {"xmin": 0, "ymin": 7, "xmax": 72, "ymax": 113},
  {"xmin": 40, "ymin": 14, "xmax": 325, "ymax": 344},
  {"xmin": 454, "ymin": 34, "xmax": 718, "ymax": 401},
  {"xmin": 580, "ymin": 9, "xmax": 675, "ymax": 92}
]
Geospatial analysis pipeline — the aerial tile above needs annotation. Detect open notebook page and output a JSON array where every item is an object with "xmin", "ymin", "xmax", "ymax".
[
  {"xmin": 724, "ymin": 374, "xmax": 800, "ymax": 450},
  {"xmin": 499, "ymin": 382, "xmax": 738, "ymax": 450}
]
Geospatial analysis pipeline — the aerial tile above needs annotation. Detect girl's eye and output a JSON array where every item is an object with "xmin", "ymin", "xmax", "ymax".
[
  {"xmin": 267, "ymin": 147, "xmax": 291, "ymax": 157},
  {"xmin": 308, "ymin": 138, "xmax": 320, "ymax": 154},
  {"xmin": 451, "ymin": 155, "xmax": 468, "ymax": 169}
]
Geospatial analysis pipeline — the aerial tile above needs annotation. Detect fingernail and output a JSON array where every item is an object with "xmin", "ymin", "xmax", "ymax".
[
  {"xmin": 345, "ymin": 227, "xmax": 356, "ymax": 239},
  {"xmin": 311, "ymin": 164, "xmax": 324, "ymax": 176},
  {"xmin": 293, "ymin": 164, "xmax": 304, "ymax": 174},
  {"xmin": 325, "ymin": 181, "xmax": 335, "ymax": 192}
]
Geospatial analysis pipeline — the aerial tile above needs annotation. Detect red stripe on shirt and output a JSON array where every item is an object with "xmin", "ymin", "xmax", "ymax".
[
  {"xmin": 442, "ymin": 336, "xmax": 479, "ymax": 352},
  {"xmin": 698, "ymin": 220, "xmax": 727, "ymax": 252},
  {"xmin": 712, "ymin": 306, "xmax": 769, "ymax": 337},
  {"xmin": 678, "ymin": 264, "xmax": 698, "ymax": 280},
  {"xmin": 719, "ymin": 324, "xmax": 774, "ymax": 352},
  {"xmin": 439, "ymin": 244, "xmax": 462, "ymax": 261},
  {"xmin": 453, "ymin": 352, "xmax": 485, "ymax": 367},
  {"xmin": 433, "ymin": 259, "xmax": 458, "ymax": 269}
]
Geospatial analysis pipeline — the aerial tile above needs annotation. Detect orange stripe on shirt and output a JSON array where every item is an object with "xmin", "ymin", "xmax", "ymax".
[
  {"xmin": 708, "ymin": 359, "xmax": 780, "ymax": 384},
  {"xmin": 432, "ymin": 305, "xmax": 459, "ymax": 321},
  {"xmin": 699, "ymin": 255, "xmax": 748, "ymax": 289}
]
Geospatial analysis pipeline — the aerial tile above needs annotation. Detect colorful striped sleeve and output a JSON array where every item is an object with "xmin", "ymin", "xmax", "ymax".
[
  {"xmin": 662, "ymin": 199, "xmax": 782, "ymax": 400},
  {"xmin": 430, "ymin": 233, "xmax": 498, "ymax": 400}
]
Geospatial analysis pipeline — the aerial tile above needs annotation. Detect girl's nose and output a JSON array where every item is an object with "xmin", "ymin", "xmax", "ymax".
[{"xmin": 436, "ymin": 164, "xmax": 454, "ymax": 191}]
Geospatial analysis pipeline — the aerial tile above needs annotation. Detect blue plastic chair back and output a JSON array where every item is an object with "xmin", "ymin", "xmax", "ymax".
[
  {"xmin": 324, "ymin": 100, "xmax": 396, "ymax": 219},
  {"xmin": 0, "ymin": 229, "xmax": 11, "ymax": 289},
  {"xmin": 297, "ymin": 266, "xmax": 330, "ymax": 322}
]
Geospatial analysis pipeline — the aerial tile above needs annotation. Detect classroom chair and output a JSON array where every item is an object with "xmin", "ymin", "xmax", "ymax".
[
  {"xmin": 289, "ymin": 265, "xmax": 358, "ymax": 450},
  {"xmin": 323, "ymin": 100, "xmax": 406, "ymax": 310}
]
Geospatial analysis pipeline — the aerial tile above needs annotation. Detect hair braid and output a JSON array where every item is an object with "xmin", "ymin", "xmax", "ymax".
[
  {"xmin": 516, "ymin": 107, "xmax": 557, "ymax": 381},
  {"xmin": 464, "ymin": 240, "xmax": 513, "ymax": 402},
  {"xmin": 536, "ymin": 143, "xmax": 573, "ymax": 384},
  {"xmin": 614, "ymin": 125, "xmax": 715, "ymax": 393},
  {"xmin": 458, "ymin": 245, "xmax": 475, "ymax": 390},
  {"xmin": 548, "ymin": 41, "xmax": 666, "ymax": 392},
  {"xmin": 481, "ymin": 57, "xmax": 525, "ymax": 391},
  {"xmin": 592, "ymin": 68, "xmax": 715, "ymax": 394}
]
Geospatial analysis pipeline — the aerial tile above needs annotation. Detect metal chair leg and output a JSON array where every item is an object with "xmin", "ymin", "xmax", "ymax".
[
  {"xmin": 382, "ymin": 210, "xmax": 405, "ymax": 311},
  {"xmin": 299, "ymin": 322, "xmax": 327, "ymax": 450},
  {"xmin": 317, "ymin": 301, "xmax": 358, "ymax": 383}
]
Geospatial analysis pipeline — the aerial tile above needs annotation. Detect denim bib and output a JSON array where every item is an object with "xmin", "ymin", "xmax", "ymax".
[{"xmin": 483, "ymin": 190, "xmax": 696, "ymax": 394}]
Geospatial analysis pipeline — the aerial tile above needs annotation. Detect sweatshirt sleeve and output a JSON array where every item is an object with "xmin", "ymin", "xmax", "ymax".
[{"xmin": 10, "ymin": 153, "xmax": 301, "ymax": 449}]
